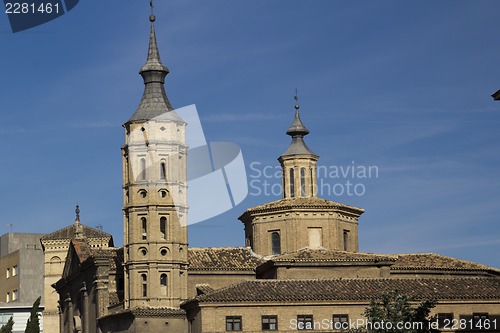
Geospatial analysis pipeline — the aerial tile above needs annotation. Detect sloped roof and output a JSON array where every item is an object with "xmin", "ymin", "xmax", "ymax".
[
  {"xmin": 188, "ymin": 247, "xmax": 265, "ymax": 271},
  {"xmin": 91, "ymin": 247, "xmax": 124, "ymax": 270},
  {"xmin": 272, "ymin": 248, "xmax": 395, "ymax": 264},
  {"xmin": 241, "ymin": 197, "xmax": 364, "ymax": 216},
  {"xmin": 131, "ymin": 307, "xmax": 186, "ymax": 317},
  {"xmin": 62, "ymin": 239, "xmax": 92, "ymax": 278},
  {"xmin": 392, "ymin": 253, "xmax": 500, "ymax": 273},
  {"xmin": 185, "ymin": 277, "xmax": 500, "ymax": 304},
  {"xmin": 41, "ymin": 223, "xmax": 112, "ymax": 241}
]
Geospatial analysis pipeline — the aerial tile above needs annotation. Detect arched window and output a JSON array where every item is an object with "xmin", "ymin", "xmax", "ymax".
[
  {"xmin": 289, "ymin": 168, "xmax": 295, "ymax": 198},
  {"xmin": 141, "ymin": 274, "xmax": 147, "ymax": 297},
  {"xmin": 310, "ymin": 168, "xmax": 314, "ymax": 195},
  {"xmin": 141, "ymin": 217, "xmax": 147, "ymax": 240},
  {"xmin": 300, "ymin": 167, "xmax": 306, "ymax": 197},
  {"xmin": 160, "ymin": 217, "xmax": 167, "ymax": 240},
  {"xmin": 50, "ymin": 256, "xmax": 61, "ymax": 263},
  {"xmin": 140, "ymin": 158, "xmax": 146, "ymax": 180},
  {"xmin": 160, "ymin": 274, "xmax": 167, "ymax": 296},
  {"xmin": 271, "ymin": 232, "xmax": 281, "ymax": 255},
  {"xmin": 343, "ymin": 230, "xmax": 349, "ymax": 252},
  {"xmin": 160, "ymin": 161, "xmax": 167, "ymax": 180}
]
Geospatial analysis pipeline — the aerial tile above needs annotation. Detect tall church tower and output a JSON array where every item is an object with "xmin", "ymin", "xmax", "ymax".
[
  {"xmin": 239, "ymin": 99, "xmax": 364, "ymax": 256},
  {"xmin": 122, "ymin": 13, "xmax": 188, "ymax": 310}
]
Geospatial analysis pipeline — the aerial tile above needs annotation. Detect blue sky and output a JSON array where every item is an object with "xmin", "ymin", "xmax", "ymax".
[{"xmin": 1, "ymin": 1, "xmax": 499, "ymax": 268}]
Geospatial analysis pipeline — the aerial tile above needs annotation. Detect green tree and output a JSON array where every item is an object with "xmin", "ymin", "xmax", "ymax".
[
  {"xmin": 24, "ymin": 296, "xmax": 41, "ymax": 333},
  {"xmin": 361, "ymin": 290, "xmax": 438, "ymax": 333},
  {"xmin": 0, "ymin": 316, "xmax": 14, "ymax": 333}
]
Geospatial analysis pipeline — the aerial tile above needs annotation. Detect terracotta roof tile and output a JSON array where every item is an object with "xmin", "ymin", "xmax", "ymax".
[
  {"xmin": 41, "ymin": 223, "xmax": 112, "ymax": 241},
  {"xmin": 131, "ymin": 307, "xmax": 186, "ymax": 317},
  {"xmin": 241, "ymin": 197, "xmax": 364, "ymax": 216},
  {"xmin": 186, "ymin": 278, "xmax": 500, "ymax": 304},
  {"xmin": 91, "ymin": 247, "xmax": 124, "ymax": 270},
  {"xmin": 188, "ymin": 247, "xmax": 265, "ymax": 271},
  {"xmin": 72, "ymin": 239, "xmax": 92, "ymax": 263},
  {"xmin": 273, "ymin": 249, "xmax": 395, "ymax": 263},
  {"xmin": 392, "ymin": 253, "xmax": 500, "ymax": 273}
]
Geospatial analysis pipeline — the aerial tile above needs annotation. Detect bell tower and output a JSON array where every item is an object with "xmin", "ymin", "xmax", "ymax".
[
  {"xmin": 278, "ymin": 97, "xmax": 319, "ymax": 199},
  {"xmin": 122, "ymin": 12, "xmax": 188, "ymax": 310}
]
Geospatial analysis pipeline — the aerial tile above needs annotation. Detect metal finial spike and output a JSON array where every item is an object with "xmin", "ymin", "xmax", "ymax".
[
  {"xmin": 294, "ymin": 89, "xmax": 300, "ymax": 110},
  {"xmin": 149, "ymin": 0, "xmax": 156, "ymax": 21},
  {"xmin": 75, "ymin": 205, "xmax": 80, "ymax": 221}
]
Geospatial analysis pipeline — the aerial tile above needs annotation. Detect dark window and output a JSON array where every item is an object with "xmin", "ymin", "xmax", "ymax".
[
  {"xmin": 141, "ymin": 274, "xmax": 147, "ymax": 297},
  {"xmin": 343, "ymin": 230, "xmax": 349, "ymax": 251},
  {"xmin": 160, "ymin": 217, "xmax": 167, "ymax": 240},
  {"xmin": 437, "ymin": 313, "xmax": 453, "ymax": 329},
  {"xmin": 160, "ymin": 274, "xmax": 167, "ymax": 296},
  {"xmin": 297, "ymin": 315, "xmax": 313, "ymax": 330},
  {"xmin": 310, "ymin": 168, "xmax": 314, "ymax": 195},
  {"xmin": 160, "ymin": 161, "xmax": 167, "ymax": 180},
  {"xmin": 271, "ymin": 232, "xmax": 281, "ymax": 255},
  {"xmin": 300, "ymin": 167, "xmax": 306, "ymax": 197},
  {"xmin": 226, "ymin": 316, "xmax": 242, "ymax": 331},
  {"xmin": 141, "ymin": 217, "xmax": 147, "ymax": 240},
  {"xmin": 262, "ymin": 315, "xmax": 277, "ymax": 331},
  {"xmin": 289, "ymin": 168, "xmax": 295, "ymax": 198},
  {"xmin": 333, "ymin": 314, "xmax": 349, "ymax": 330}
]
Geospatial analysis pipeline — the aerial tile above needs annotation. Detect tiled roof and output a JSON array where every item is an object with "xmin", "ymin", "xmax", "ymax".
[
  {"xmin": 91, "ymin": 247, "xmax": 124, "ymax": 270},
  {"xmin": 99, "ymin": 307, "xmax": 186, "ymax": 320},
  {"xmin": 188, "ymin": 247, "xmax": 265, "ymax": 271},
  {"xmin": 392, "ymin": 253, "xmax": 500, "ymax": 273},
  {"xmin": 272, "ymin": 248, "xmax": 395, "ymax": 263},
  {"xmin": 186, "ymin": 278, "xmax": 500, "ymax": 304},
  {"xmin": 196, "ymin": 284, "xmax": 215, "ymax": 296},
  {"xmin": 241, "ymin": 197, "xmax": 364, "ymax": 215},
  {"xmin": 72, "ymin": 239, "xmax": 92, "ymax": 263},
  {"xmin": 41, "ymin": 223, "xmax": 112, "ymax": 241},
  {"xmin": 131, "ymin": 307, "xmax": 186, "ymax": 317}
]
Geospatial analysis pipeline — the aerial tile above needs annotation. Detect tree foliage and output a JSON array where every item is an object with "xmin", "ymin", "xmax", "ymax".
[
  {"xmin": 362, "ymin": 290, "xmax": 438, "ymax": 333},
  {"xmin": 0, "ymin": 317, "xmax": 14, "ymax": 333},
  {"xmin": 24, "ymin": 296, "xmax": 41, "ymax": 333}
]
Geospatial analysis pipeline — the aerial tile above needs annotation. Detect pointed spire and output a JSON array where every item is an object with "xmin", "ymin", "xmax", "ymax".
[
  {"xmin": 286, "ymin": 103, "xmax": 310, "ymax": 137},
  {"xmin": 128, "ymin": 10, "xmax": 183, "ymax": 123},
  {"xmin": 140, "ymin": 14, "xmax": 169, "ymax": 75},
  {"xmin": 281, "ymin": 95, "xmax": 317, "ymax": 157}
]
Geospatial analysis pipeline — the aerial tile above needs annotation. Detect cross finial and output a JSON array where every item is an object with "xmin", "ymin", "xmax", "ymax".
[
  {"xmin": 150, "ymin": 0, "xmax": 154, "ymax": 15},
  {"xmin": 294, "ymin": 88, "xmax": 300, "ymax": 110}
]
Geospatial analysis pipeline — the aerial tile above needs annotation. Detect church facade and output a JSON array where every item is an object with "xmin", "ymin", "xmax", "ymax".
[{"xmin": 47, "ymin": 12, "xmax": 500, "ymax": 333}]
